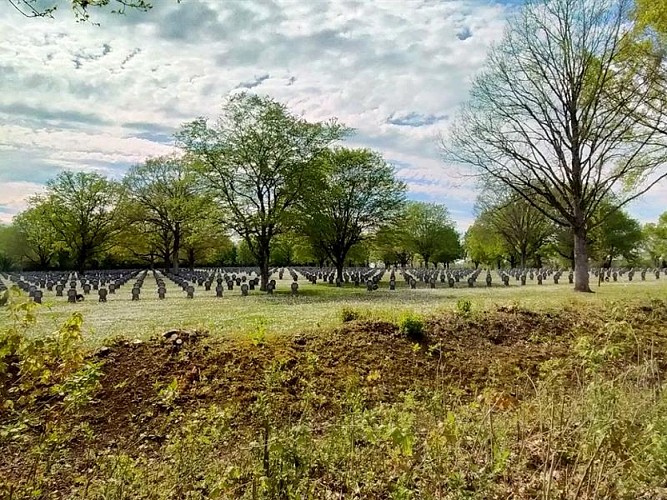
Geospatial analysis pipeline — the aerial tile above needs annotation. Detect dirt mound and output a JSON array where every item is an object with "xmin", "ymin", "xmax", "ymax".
[
  {"xmin": 0, "ymin": 307, "xmax": 629, "ymax": 494},
  {"xmin": 75, "ymin": 309, "xmax": 577, "ymax": 452}
]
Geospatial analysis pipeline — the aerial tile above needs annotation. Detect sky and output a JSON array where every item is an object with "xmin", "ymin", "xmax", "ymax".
[{"xmin": 0, "ymin": 0, "xmax": 665, "ymax": 231}]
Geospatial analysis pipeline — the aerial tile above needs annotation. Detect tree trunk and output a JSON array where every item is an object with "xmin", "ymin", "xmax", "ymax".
[
  {"xmin": 259, "ymin": 240, "xmax": 270, "ymax": 291},
  {"xmin": 336, "ymin": 260, "xmax": 344, "ymax": 283},
  {"xmin": 573, "ymin": 227, "xmax": 592, "ymax": 292},
  {"xmin": 172, "ymin": 223, "xmax": 181, "ymax": 275},
  {"xmin": 77, "ymin": 246, "xmax": 87, "ymax": 275},
  {"xmin": 188, "ymin": 249, "xmax": 195, "ymax": 272},
  {"xmin": 260, "ymin": 257, "xmax": 269, "ymax": 291}
]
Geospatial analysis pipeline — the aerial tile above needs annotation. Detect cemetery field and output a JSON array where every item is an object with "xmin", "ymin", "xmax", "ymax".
[
  {"xmin": 1, "ymin": 273, "xmax": 667, "ymax": 347},
  {"xmin": 3, "ymin": 276, "xmax": 667, "ymax": 497}
]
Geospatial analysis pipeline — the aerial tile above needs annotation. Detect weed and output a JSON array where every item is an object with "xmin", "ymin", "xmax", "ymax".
[
  {"xmin": 456, "ymin": 298, "xmax": 472, "ymax": 316},
  {"xmin": 397, "ymin": 312, "xmax": 425, "ymax": 341}
]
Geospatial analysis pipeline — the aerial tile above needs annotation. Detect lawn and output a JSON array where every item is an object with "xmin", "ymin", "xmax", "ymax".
[{"xmin": 2, "ymin": 271, "xmax": 666, "ymax": 347}]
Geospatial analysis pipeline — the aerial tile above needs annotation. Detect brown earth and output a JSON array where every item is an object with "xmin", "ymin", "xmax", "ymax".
[{"xmin": 2, "ymin": 302, "xmax": 666, "ymax": 496}]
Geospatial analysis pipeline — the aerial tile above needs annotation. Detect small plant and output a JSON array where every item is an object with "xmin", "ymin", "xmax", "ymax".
[
  {"xmin": 155, "ymin": 377, "xmax": 180, "ymax": 409},
  {"xmin": 398, "ymin": 312, "xmax": 425, "ymax": 342},
  {"xmin": 340, "ymin": 307, "xmax": 361, "ymax": 322},
  {"xmin": 456, "ymin": 299, "xmax": 472, "ymax": 316},
  {"xmin": 250, "ymin": 318, "xmax": 268, "ymax": 347}
]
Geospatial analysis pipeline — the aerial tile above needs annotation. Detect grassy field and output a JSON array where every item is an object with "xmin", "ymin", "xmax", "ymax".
[{"xmin": 2, "ymin": 272, "xmax": 666, "ymax": 346}]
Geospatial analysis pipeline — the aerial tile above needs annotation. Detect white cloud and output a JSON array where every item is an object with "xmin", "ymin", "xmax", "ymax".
[{"xmin": 0, "ymin": 0, "xmax": 515, "ymax": 221}]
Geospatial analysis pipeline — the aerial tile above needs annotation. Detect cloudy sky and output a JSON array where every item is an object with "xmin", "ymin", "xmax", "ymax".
[{"xmin": 0, "ymin": 0, "xmax": 664, "ymax": 230}]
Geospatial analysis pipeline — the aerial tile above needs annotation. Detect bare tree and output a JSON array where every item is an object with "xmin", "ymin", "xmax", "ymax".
[
  {"xmin": 5, "ymin": 0, "xmax": 152, "ymax": 21},
  {"xmin": 443, "ymin": 0, "xmax": 667, "ymax": 292}
]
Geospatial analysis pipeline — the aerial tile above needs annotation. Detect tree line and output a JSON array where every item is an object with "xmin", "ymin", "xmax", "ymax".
[
  {"xmin": 0, "ymin": 93, "xmax": 464, "ymax": 290},
  {"xmin": 3, "ymin": 0, "xmax": 667, "ymax": 293},
  {"xmin": 464, "ymin": 194, "xmax": 666, "ymax": 270}
]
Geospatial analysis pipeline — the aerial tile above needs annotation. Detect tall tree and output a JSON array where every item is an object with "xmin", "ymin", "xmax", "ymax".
[
  {"xmin": 591, "ymin": 207, "xmax": 643, "ymax": 266},
  {"xmin": 372, "ymin": 224, "xmax": 413, "ymax": 268},
  {"xmin": 549, "ymin": 206, "xmax": 643, "ymax": 268},
  {"xmin": 642, "ymin": 212, "xmax": 667, "ymax": 268},
  {"xmin": 12, "ymin": 202, "xmax": 62, "ymax": 270},
  {"xmin": 403, "ymin": 202, "xmax": 458, "ymax": 268},
  {"xmin": 444, "ymin": 0, "xmax": 666, "ymax": 292},
  {"xmin": 123, "ymin": 155, "xmax": 207, "ymax": 274},
  {"xmin": 36, "ymin": 171, "xmax": 122, "ymax": 274},
  {"xmin": 480, "ymin": 195, "xmax": 555, "ymax": 268},
  {"xmin": 464, "ymin": 215, "xmax": 507, "ymax": 268},
  {"xmin": 177, "ymin": 93, "xmax": 346, "ymax": 290},
  {"xmin": 0, "ymin": 224, "xmax": 23, "ymax": 271},
  {"xmin": 299, "ymin": 148, "xmax": 406, "ymax": 282}
]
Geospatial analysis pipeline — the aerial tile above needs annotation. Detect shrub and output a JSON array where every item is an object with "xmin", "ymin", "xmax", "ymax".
[
  {"xmin": 398, "ymin": 312, "xmax": 425, "ymax": 342},
  {"xmin": 340, "ymin": 307, "xmax": 362, "ymax": 322},
  {"xmin": 456, "ymin": 298, "xmax": 472, "ymax": 316}
]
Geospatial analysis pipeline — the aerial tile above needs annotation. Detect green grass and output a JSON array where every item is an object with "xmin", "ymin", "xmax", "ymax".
[{"xmin": 2, "ymin": 273, "xmax": 666, "ymax": 347}]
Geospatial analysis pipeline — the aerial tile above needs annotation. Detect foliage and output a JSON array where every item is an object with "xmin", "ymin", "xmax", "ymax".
[
  {"xmin": 0, "ymin": 289, "xmax": 94, "ymax": 427},
  {"xmin": 402, "ymin": 201, "xmax": 461, "ymax": 267},
  {"xmin": 299, "ymin": 147, "xmax": 406, "ymax": 281},
  {"xmin": 372, "ymin": 224, "xmax": 413, "ymax": 267},
  {"xmin": 177, "ymin": 92, "xmax": 347, "ymax": 290},
  {"xmin": 340, "ymin": 307, "xmax": 367, "ymax": 323},
  {"xmin": 455, "ymin": 298, "xmax": 472, "ymax": 316},
  {"xmin": 478, "ymin": 194, "xmax": 555, "ymax": 268},
  {"xmin": 549, "ymin": 205, "xmax": 644, "ymax": 267},
  {"xmin": 463, "ymin": 215, "xmax": 506, "ymax": 268},
  {"xmin": 396, "ymin": 312, "xmax": 425, "ymax": 342},
  {"xmin": 12, "ymin": 204, "xmax": 62, "ymax": 270},
  {"xmin": 122, "ymin": 155, "xmax": 214, "ymax": 273},
  {"xmin": 30, "ymin": 171, "xmax": 123, "ymax": 273},
  {"xmin": 643, "ymin": 211, "xmax": 667, "ymax": 267}
]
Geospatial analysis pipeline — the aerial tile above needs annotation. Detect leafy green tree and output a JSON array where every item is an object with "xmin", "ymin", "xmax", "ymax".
[
  {"xmin": 180, "ymin": 211, "xmax": 232, "ymax": 271},
  {"xmin": 643, "ymin": 212, "xmax": 667, "ymax": 267},
  {"xmin": 236, "ymin": 240, "xmax": 255, "ymax": 267},
  {"xmin": 0, "ymin": 224, "xmax": 23, "ymax": 271},
  {"xmin": 34, "ymin": 171, "xmax": 122, "ymax": 274},
  {"xmin": 592, "ymin": 208, "xmax": 643, "ymax": 266},
  {"xmin": 480, "ymin": 195, "xmax": 555, "ymax": 268},
  {"xmin": 372, "ymin": 224, "xmax": 413, "ymax": 268},
  {"xmin": 549, "ymin": 207, "xmax": 643, "ymax": 268},
  {"xmin": 13, "ymin": 203, "xmax": 62, "ymax": 270},
  {"xmin": 177, "ymin": 93, "xmax": 346, "ymax": 290},
  {"xmin": 444, "ymin": 0, "xmax": 667, "ymax": 291},
  {"xmin": 403, "ymin": 202, "xmax": 458, "ymax": 268},
  {"xmin": 432, "ymin": 226, "xmax": 463, "ymax": 267},
  {"xmin": 299, "ymin": 148, "xmax": 405, "ymax": 282},
  {"xmin": 463, "ymin": 216, "xmax": 506, "ymax": 268},
  {"xmin": 112, "ymin": 218, "xmax": 166, "ymax": 267},
  {"xmin": 123, "ymin": 155, "xmax": 208, "ymax": 274},
  {"xmin": 271, "ymin": 233, "xmax": 314, "ymax": 267}
]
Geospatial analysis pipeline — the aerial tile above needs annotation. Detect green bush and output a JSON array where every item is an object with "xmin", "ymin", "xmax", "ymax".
[
  {"xmin": 340, "ymin": 307, "xmax": 362, "ymax": 322},
  {"xmin": 456, "ymin": 298, "xmax": 472, "ymax": 316},
  {"xmin": 397, "ymin": 312, "xmax": 425, "ymax": 341}
]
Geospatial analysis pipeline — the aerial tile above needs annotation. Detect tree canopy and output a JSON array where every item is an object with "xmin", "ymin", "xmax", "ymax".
[
  {"xmin": 177, "ymin": 92, "xmax": 347, "ymax": 290},
  {"xmin": 299, "ymin": 147, "xmax": 406, "ymax": 281}
]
